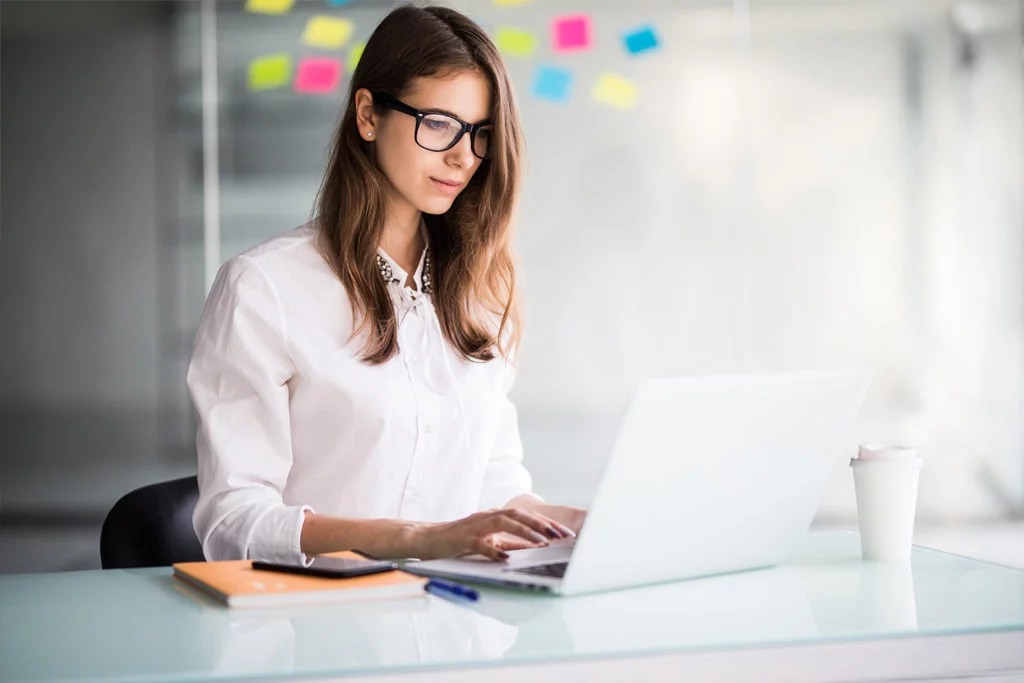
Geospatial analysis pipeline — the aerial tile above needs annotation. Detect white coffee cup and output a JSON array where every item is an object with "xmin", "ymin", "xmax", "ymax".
[{"xmin": 850, "ymin": 444, "xmax": 922, "ymax": 561}]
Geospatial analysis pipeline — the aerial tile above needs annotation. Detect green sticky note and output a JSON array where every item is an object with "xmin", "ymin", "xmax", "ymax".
[
  {"xmin": 248, "ymin": 53, "xmax": 292, "ymax": 91},
  {"xmin": 348, "ymin": 41, "xmax": 366, "ymax": 70},
  {"xmin": 495, "ymin": 27, "xmax": 537, "ymax": 58}
]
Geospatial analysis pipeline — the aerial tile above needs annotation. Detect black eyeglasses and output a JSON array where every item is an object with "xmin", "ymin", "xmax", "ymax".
[{"xmin": 371, "ymin": 91, "xmax": 493, "ymax": 160}]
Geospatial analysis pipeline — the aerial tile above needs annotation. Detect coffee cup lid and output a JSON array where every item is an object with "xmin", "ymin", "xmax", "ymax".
[{"xmin": 857, "ymin": 444, "xmax": 919, "ymax": 461}]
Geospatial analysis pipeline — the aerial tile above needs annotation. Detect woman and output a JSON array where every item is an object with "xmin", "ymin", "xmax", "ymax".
[{"xmin": 188, "ymin": 4, "xmax": 586, "ymax": 564}]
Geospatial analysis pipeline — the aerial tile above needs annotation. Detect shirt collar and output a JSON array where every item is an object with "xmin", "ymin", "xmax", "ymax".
[{"xmin": 375, "ymin": 222, "xmax": 432, "ymax": 295}]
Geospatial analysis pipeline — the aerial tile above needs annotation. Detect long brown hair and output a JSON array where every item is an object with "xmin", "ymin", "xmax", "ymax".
[{"xmin": 313, "ymin": 4, "xmax": 524, "ymax": 365}]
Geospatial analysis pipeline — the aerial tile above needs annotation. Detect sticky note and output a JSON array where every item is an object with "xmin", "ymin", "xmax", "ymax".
[
  {"xmin": 295, "ymin": 58, "xmax": 342, "ymax": 94},
  {"xmin": 302, "ymin": 16, "xmax": 355, "ymax": 50},
  {"xmin": 327, "ymin": 0, "xmax": 352, "ymax": 4},
  {"xmin": 494, "ymin": 0, "xmax": 532, "ymax": 6},
  {"xmin": 532, "ymin": 66, "xmax": 572, "ymax": 103},
  {"xmin": 245, "ymin": 0, "xmax": 294, "ymax": 15},
  {"xmin": 348, "ymin": 41, "xmax": 366, "ymax": 70},
  {"xmin": 623, "ymin": 25, "xmax": 660, "ymax": 55},
  {"xmin": 248, "ymin": 53, "xmax": 292, "ymax": 91},
  {"xmin": 592, "ymin": 74, "xmax": 638, "ymax": 110},
  {"xmin": 495, "ymin": 27, "xmax": 537, "ymax": 58},
  {"xmin": 552, "ymin": 15, "xmax": 591, "ymax": 52}
]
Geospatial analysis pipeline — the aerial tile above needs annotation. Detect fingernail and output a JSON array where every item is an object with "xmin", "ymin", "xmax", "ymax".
[
  {"xmin": 545, "ymin": 526, "xmax": 560, "ymax": 539},
  {"xmin": 530, "ymin": 531, "xmax": 548, "ymax": 543},
  {"xmin": 499, "ymin": 552, "xmax": 510, "ymax": 561}
]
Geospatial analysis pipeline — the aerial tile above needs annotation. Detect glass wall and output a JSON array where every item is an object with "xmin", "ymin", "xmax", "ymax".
[{"xmin": 172, "ymin": 0, "xmax": 1023, "ymax": 522}]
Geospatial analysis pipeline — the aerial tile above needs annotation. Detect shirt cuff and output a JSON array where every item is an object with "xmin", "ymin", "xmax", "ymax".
[{"xmin": 248, "ymin": 504, "xmax": 315, "ymax": 565}]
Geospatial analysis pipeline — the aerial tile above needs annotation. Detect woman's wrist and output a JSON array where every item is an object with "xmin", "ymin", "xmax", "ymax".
[
  {"xmin": 395, "ymin": 519, "xmax": 431, "ymax": 559},
  {"xmin": 301, "ymin": 513, "xmax": 430, "ymax": 560}
]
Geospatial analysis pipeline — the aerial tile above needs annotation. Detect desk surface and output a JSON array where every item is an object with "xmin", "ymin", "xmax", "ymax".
[{"xmin": 2, "ymin": 532, "xmax": 1022, "ymax": 683}]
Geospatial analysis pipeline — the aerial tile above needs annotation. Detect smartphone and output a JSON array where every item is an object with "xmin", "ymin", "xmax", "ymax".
[{"xmin": 252, "ymin": 555, "xmax": 398, "ymax": 579}]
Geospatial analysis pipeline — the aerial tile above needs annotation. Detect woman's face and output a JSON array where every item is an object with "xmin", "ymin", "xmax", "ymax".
[{"xmin": 358, "ymin": 72, "xmax": 492, "ymax": 217}]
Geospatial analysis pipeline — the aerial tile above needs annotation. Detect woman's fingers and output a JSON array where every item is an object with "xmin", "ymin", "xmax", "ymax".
[
  {"xmin": 473, "ymin": 537, "xmax": 509, "ymax": 561},
  {"xmin": 498, "ymin": 508, "xmax": 567, "ymax": 540},
  {"xmin": 490, "ymin": 534, "xmax": 538, "ymax": 552},
  {"xmin": 437, "ymin": 507, "xmax": 579, "ymax": 562},
  {"xmin": 532, "ymin": 512, "xmax": 576, "ymax": 539},
  {"xmin": 487, "ymin": 514, "xmax": 550, "ymax": 546}
]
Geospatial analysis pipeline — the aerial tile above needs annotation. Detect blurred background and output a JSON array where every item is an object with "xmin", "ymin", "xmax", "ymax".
[{"xmin": 1, "ymin": 0, "xmax": 1022, "ymax": 573}]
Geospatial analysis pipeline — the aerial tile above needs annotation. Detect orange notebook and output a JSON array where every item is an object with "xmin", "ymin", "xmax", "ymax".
[{"xmin": 173, "ymin": 551, "xmax": 427, "ymax": 609}]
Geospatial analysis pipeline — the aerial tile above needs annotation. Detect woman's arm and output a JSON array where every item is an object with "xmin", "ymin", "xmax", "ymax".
[{"xmin": 300, "ymin": 506, "xmax": 574, "ymax": 561}]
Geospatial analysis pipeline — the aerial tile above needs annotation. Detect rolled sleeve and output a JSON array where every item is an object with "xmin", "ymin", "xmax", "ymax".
[
  {"xmin": 188, "ymin": 255, "xmax": 312, "ymax": 563},
  {"xmin": 478, "ymin": 359, "xmax": 540, "ymax": 510}
]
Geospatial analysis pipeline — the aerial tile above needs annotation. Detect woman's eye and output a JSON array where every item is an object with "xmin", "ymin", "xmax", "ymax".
[{"xmin": 424, "ymin": 118, "xmax": 451, "ymax": 132}]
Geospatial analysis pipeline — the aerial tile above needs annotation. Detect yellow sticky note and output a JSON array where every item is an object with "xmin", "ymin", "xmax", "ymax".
[
  {"xmin": 302, "ymin": 16, "xmax": 355, "ymax": 50},
  {"xmin": 248, "ymin": 53, "xmax": 292, "ymax": 91},
  {"xmin": 592, "ymin": 74, "xmax": 638, "ymax": 110},
  {"xmin": 495, "ymin": 27, "xmax": 536, "ymax": 58},
  {"xmin": 348, "ymin": 41, "xmax": 366, "ymax": 70},
  {"xmin": 245, "ymin": 0, "xmax": 294, "ymax": 15},
  {"xmin": 494, "ymin": 0, "xmax": 532, "ymax": 5}
]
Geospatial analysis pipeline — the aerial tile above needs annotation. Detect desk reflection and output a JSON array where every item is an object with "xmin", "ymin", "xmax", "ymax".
[{"xmin": 187, "ymin": 591, "xmax": 519, "ymax": 677}]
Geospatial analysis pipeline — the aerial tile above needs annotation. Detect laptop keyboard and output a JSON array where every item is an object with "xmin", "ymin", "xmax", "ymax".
[{"xmin": 510, "ymin": 561, "xmax": 569, "ymax": 578}]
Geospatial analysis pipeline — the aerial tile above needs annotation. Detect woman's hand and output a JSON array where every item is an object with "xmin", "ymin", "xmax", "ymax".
[
  {"xmin": 504, "ymin": 496, "xmax": 588, "ymax": 535},
  {"xmin": 413, "ymin": 508, "xmax": 576, "ymax": 561}
]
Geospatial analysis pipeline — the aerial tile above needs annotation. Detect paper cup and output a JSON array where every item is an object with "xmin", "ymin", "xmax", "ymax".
[{"xmin": 850, "ymin": 445, "xmax": 922, "ymax": 561}]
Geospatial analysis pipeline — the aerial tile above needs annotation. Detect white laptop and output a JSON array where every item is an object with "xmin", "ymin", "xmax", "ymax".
[{"xmin": 405, "ymin": 368, "xmax": 871, "ymax": 596}]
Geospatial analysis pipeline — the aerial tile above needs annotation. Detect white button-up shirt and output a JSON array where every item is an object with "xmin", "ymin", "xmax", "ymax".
[{"xmin": 188, "ymin": 223, "xmax": 535, "ymax": 562}]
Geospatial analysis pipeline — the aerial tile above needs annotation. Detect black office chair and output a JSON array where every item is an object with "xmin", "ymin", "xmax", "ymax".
[{"xmin": 100, "ymin": 475, "xmax": 206, "ymax": 569}]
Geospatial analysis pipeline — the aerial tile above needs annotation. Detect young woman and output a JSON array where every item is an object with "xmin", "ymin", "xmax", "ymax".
[{"xmin": 188, "ymin": 4, "xmax": 586, "ymax": 564}]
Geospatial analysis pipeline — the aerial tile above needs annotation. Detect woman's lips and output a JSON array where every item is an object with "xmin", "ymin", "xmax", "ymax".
[{"xmin": 430, "ymin": 177, "xmax": 463, "ymax": 194}]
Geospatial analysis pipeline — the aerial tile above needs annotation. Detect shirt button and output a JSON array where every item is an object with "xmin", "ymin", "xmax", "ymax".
[{"xmin": 425, "ymin": 423, "xmax": 437, "ymax": 434}]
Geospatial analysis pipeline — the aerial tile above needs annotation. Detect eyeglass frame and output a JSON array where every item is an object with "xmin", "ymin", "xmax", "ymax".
[{"xmin": 370, "ymin": 91, "xmax": 493, "ymax": 160}]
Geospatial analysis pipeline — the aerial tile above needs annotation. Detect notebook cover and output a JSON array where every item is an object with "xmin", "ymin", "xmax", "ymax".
[{"xmin": 173, "ymin": 551, "xmax": 426, "ymax": 608}]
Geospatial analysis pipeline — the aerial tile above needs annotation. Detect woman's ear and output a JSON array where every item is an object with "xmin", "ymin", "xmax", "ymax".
[{"xmin": 354, "ymin": 88, "xmax": 378, "ymax": 140}]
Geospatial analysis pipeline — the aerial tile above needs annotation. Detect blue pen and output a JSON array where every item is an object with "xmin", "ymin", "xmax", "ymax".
[{"xmin": 425, "ymin": 578, "xmax": 479, "ymax": 602}]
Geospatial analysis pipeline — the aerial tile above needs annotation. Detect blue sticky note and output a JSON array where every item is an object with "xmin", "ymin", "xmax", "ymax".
[
  {"xmin": 327, "ymin": 0, "xmax": 352, "ymax": 5},
  {"xmin": 532, "ymin": 65, "xmax": 573, "ymax": 103},
  {"xmin": 623, "ymin": 25, "xmax": 660, "ymax": 55}
]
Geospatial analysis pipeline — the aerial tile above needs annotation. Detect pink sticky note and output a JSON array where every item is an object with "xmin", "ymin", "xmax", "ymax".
[
  {"xmin": 553, "ymin": 14, "xmax": 592, "ymax": 52},
  {"xmin": 294, "ymin": 57, "xmax": 342, "ymax": 94}
]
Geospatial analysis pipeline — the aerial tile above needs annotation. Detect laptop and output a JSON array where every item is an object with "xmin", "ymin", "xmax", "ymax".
[{"xmin": 404, "ymin": 368, "xmax": 871, "ymax": 596}]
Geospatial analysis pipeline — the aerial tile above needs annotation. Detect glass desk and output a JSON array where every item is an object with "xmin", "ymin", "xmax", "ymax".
[{"xmin": 2, "ymin": 532, "xmax": 1022, "ymax": 683}]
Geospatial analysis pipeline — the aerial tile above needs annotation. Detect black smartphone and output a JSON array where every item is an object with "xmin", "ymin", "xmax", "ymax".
[{"xmin": 252, "ymin": 555, "xmax": 398, "ymax": 579}]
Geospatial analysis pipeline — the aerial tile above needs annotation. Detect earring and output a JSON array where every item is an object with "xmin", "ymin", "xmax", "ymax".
[{"xmin": 366, "ymin": 131, "xmax": 373, "ymax": 138}]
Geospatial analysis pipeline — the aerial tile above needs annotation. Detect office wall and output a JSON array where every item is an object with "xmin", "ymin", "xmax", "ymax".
[
  {"xmin": 188, "ymin": 0, "xmax": 1023, "ymax": 520},
  {"xmin": 0, "ymin": 1, "xmax": 1021, "ymax": 576},
  {"xmin": 0, "ymin": 1, "xmax": 193, "ymax": 518}
]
